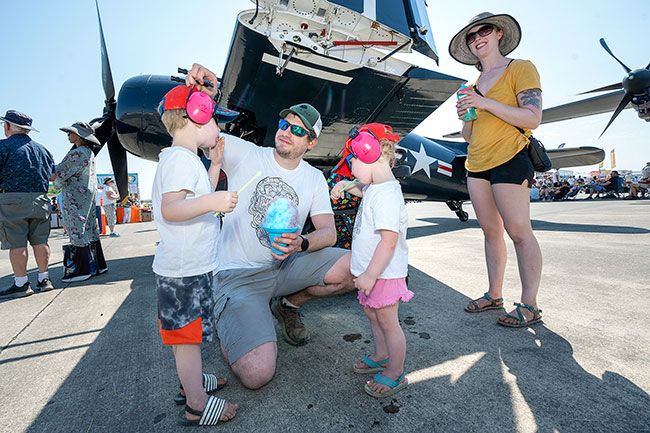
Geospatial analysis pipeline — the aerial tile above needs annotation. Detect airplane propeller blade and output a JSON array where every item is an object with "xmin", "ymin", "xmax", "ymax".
[
  {"xmin": 599, "ymin": 38, "xmax": 631, "ymax": 73},
  {"xmin": 599, "ymin": 91, "xmax": 634, "ymax": 138},
  {"xmin": 95, "ymin": 0, "xmax": 115, "ymax": 104},
  {"xmin": 106, "ymin": 133, "xmax": 129, "ymax": 199},
  {"xmin": 577, "ymin": 82, "xmax": 622, "ymax": 95}
]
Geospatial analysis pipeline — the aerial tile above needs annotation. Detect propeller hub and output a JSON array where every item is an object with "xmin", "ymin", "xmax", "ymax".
[{"xmin": 623, "ymin": 69, "xmax": 650, "ymax": 94}]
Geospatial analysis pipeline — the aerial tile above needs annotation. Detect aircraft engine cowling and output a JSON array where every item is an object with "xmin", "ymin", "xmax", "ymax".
[{"xmin": 115, "ymin": 75, "xmax": 177, "ymax": 162}]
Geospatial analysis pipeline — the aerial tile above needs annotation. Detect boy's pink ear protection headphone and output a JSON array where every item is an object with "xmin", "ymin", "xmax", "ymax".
[
  {"xmin": 185, "ymin": 89, "xmax": 216, "ymax": 124},
  {"xmin": 159, "ymin": 85, "xmax": 216, "ymax": 125}
]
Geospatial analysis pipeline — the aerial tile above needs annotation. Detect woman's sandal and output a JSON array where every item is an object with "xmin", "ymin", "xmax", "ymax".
[
  {"xmin": 353, "ymin": 356, "xmax": 390, "ymax": 374},
  {"xmin": 177, "ymin": 395, "xmax": 227, "ymax": 427},
  {"xmin": 174, "ymin": 373, "xmax": 226, "ymax": 406},
  {"xmin": 464, "ymin": 292, "xmax": 504, "ymax": 313},
  {"xmin": 364, "ymin": 372, "xmax": 408, "ymax": 398},
  {"xmin": 497, "ymin": 302, "xmax": 543, "ymax": 328}
]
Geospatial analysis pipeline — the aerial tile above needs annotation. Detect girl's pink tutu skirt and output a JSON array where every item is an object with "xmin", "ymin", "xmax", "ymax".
[{"xmin": 357, "ymin": 277, "xmax": 414, "ymax": 309}]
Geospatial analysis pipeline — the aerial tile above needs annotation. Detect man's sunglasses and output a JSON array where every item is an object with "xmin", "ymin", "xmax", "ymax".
[
  {"xmin": 278, "ymin": 118, "xmax": 313, "ymax": 139},
  {"xmin": 466, "ymin": 24, "xmax": 495, "ymax": 45}
]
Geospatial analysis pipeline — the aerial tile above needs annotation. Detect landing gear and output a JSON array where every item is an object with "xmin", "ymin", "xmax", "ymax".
[{"xmin": 446, "ymin": 200, "xmax": 468, "ymax": 222}]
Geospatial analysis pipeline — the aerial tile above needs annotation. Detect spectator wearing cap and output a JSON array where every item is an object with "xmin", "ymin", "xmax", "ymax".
[
  {"xmin": 182, "ymin": 63, "xmax": 355, "ymax": 390},
  {"xmin": 102, "ymin": 177, "xmax": 120, "ymax": 236},
  {"xmin": 0, "ymin": 110, "xmax": 56, "ymax": 298},
  {"xmin": 52, "ymin": 122, "xmax": 108, "ymax": 283}
]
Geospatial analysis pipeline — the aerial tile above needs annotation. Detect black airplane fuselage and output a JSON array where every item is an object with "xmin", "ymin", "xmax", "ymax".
[{"xmin": 114, "ymin": 7, "xmax": 471, "ymax": 207}]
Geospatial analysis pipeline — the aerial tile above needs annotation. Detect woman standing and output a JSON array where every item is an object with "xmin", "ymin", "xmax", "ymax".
[
  {"xmin": 53, "ymin": 122, "xmax": 108, "ymax": 283},
  {"xmin": 449, "ymin": 13, "xmax": 543, "ymax": 327}
]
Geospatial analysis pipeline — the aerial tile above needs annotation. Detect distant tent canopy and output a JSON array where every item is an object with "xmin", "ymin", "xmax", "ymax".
[{"xmin": 329, "ymin": 0, "xmax": 439, "ymax": 63}]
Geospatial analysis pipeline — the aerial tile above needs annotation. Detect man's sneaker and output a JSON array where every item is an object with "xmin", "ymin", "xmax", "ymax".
[
  {"xmin": 0, "ymin": 282, "xmax": 34, "ymax": 299},
  {"xmin": 271, "ymin": 298, "xmax": 310, "ymax": 346},
  {"xmin": 109, "ymin": 232, "xmax": 120, "ymax": 237},
  {"xmin": 36, "ymin": 278, "xmax": 55, "ymax": 292}
]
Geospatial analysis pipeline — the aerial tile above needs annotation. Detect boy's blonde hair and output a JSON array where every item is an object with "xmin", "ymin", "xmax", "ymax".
[
  {"xmin": 380, "ymin": 138, "xmax": 398, "ymax": 167},
  {"xmin": 158, "ymin": 103, "xmax": 188, "ymax": 135}
]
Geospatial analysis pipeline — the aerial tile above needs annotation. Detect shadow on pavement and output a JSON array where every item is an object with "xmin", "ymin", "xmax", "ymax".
[
  {"xmin": 408, "ymin": 217, "xmax": 650, "ymax": 239},
  {"xmin": 16, "ymin": 256, "xmax": 649, "ymax": 433}
]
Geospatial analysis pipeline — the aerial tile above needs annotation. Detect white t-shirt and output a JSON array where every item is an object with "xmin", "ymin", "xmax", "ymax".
[
  {"xmin": 151, "ymin": 146, "xmax": 219, "ymax": 278},
  {"xmin": 95, "ymin": 188, "xmax": 105, "ymax": 206},
  {"xmin": 350, "ymin": 180, "xmax": 408, "ymax": 279},
  {"xmin": 103, "ymin": 185, "xmax": 118, "ymax": 205},
  {"xmin": 215, "ymin": 134, "xmax": 333, "ymax": 272}
]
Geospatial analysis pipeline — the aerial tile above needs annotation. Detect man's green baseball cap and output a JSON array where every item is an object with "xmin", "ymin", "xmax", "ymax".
[{"xmin": 279, "ymin": 103, "xmax": 322, "ymax": 138}]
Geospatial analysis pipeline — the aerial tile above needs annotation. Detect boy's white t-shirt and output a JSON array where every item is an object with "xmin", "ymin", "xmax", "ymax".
[
  {"xmin": 350, "ymin": 180, "xmax": 408, "ymax": 279},
  {"xmin": 103, "ymin": 186, "xmax": 117, "ymax": 205},
  {"xmin": 215, "ymin": 134, "xmax": 333, "ymax": 272},
  {"xmin": 151, "ymin": 146, "xmax": 219, "ymax": 278}
]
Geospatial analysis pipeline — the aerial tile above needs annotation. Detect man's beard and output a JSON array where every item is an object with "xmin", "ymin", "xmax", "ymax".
[{"xmin": 275, "ymin": 144, "xmax": 304, "ymax": 160}]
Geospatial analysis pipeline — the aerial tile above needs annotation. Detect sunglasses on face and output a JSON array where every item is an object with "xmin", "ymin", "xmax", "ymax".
[
  {"xmin": 466, "ymin": 24, "xmax": 495, "ymax": 45},
  {"xmin": 278, "ymin": 118, "xmax": 313, "ymax": 139}
]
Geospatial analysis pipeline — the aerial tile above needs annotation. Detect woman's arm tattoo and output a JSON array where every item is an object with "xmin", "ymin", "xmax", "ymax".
[{"xmin": 519, "ymin": 88, "xmax": 542, "ymax": 110}]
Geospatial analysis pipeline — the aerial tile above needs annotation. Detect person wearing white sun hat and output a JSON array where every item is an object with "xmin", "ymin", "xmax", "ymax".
[{"xmin": 450, "ymin": 12, "xmax": 545, "ymax": 328}]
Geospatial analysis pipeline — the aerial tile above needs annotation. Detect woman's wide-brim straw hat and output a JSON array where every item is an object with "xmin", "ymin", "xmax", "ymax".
[
  {"xmin": 60, "ymin": 121, "xmax": 101, "ymax": 147},
  {"xmin": 448, "ymin": 12, "xmax": 522, "ymax": 65}
]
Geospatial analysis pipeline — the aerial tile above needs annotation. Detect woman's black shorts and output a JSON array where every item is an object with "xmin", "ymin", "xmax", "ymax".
[{"xmin": 467, "ymin": 147, "xmax": 534, "ymax": 188}]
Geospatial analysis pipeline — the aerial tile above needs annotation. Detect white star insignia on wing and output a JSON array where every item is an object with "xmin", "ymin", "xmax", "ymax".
[{"xmin": 408, "ymin": 143, "xmax": 438, "ymax": 178}]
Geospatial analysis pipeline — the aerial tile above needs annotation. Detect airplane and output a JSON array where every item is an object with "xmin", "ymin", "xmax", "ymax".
[{"xmin": 89, "ymin": 0, "xmax": 605, "ymax": 222}]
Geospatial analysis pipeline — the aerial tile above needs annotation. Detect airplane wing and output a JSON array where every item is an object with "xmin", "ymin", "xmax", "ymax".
[
  {"xmin": 546, "ymin": 146, "xmax": 605, "ymax": 169},
  {"xmin": 540, "ymin": 90, "xmax": 629, "ymax": 124},
  {"xmin": 443, "ymin": 89, "xmax": 630, "ymax": 138}
]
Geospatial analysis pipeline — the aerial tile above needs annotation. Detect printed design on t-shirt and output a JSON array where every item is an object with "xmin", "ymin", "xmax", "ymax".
[
  {"xmin": 248, "ymin": 176, "xmax": 300, "ymax": 249},
  {"xmin": 352, "ymin": 198, "xmax": 365, "ymax": 239}
]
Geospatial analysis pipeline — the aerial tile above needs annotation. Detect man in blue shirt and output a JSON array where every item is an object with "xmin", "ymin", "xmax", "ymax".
[{"xmin": 0, "ymin": 110, "xmax": 56, "ymax": 298}]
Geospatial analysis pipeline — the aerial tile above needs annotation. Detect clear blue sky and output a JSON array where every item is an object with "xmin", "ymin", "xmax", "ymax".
[{"xmin": 1, "ymin": 0, "xmax": 647, "ymax": 198}]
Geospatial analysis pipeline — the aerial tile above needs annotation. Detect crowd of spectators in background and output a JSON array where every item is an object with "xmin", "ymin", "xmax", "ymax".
[{"xmin": 530, "ymin": 162, "xmax": 650, "ymax": 202}]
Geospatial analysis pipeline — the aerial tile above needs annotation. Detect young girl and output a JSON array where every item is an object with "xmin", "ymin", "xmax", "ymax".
[{"xmin": 331, "ymin": 123, "xmax": 413, "ymax": 398}]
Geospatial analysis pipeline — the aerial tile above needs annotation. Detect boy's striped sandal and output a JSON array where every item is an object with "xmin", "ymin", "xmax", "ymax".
[
  {"xmin": 353, "ymin": 356, "xmax": 390, "ymax": 374},
  {"xmin": 364, "ymin": 372, "xmax": 408, "ymax": 398},
  {"xmin": 497, "ymin": 302, "xmax": 543, "ymax": 328},
  {"xmin": 177, "ymin": 395, "xmax": 226, "ymax": 427},
  {"xmin": 174, "ymin": 373, "xmax": 226, "ymax": 405}
]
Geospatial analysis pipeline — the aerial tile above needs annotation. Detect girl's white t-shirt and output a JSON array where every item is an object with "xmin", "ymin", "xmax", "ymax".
[
  {"xmin": 350, "ymin": 180, "xmax": 408, "ymax": 279},
  {"xmin": 151, "ymin": 146, "xmax": 219, "ymax": 277}
]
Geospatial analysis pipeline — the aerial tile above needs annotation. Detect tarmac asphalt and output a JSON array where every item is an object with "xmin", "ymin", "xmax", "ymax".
[{"xmin": 1, "ymin": 200, "xmax": 649, "ymax": 433}]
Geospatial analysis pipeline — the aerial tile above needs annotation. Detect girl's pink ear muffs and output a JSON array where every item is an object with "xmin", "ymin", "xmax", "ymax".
[{"xmin": 349, "ymin": 130, "xmax": 381, "ymax": 164}]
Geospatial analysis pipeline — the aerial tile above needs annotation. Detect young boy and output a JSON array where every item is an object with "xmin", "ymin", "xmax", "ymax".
[{"xmin": 154, "ymin": 85, "xmax": 239, "ymax": 426}]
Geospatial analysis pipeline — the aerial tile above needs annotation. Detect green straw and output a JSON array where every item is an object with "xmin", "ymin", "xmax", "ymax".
[{"xmin": 214, "ymin": 171, "xmax": 262, "ymax": 217}]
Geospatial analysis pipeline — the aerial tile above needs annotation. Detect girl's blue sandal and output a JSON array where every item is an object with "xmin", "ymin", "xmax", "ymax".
[
  {"xmin": 497, "ymin": 302, "xmax": 543, "ymax": 328},
  {"xmin": 353, "ymin": 356, "xmax": 390, "ymax": 374},
  {"xmin": 364, "ymin": 372, "xmax": 408, "ymax": 398}
]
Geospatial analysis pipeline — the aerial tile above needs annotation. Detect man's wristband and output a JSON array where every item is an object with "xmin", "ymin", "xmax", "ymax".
[{"xmin": 299, "ymin": 235, "xmax": 309, "ymax": 252}]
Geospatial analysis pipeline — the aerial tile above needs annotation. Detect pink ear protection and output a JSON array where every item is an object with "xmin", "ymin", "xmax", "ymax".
[
  {"xmin": 350, "ymin": 130, "xmax": 382, "ymax": 164},
  {"xmin": 185, "ymin": 88, "xmax": 216, "ymax": 124}
]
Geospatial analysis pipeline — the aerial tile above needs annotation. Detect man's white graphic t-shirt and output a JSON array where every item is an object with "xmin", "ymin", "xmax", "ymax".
[{"xmin": 216, "ymin": 134, "xmax": 333, "ymax": 272}]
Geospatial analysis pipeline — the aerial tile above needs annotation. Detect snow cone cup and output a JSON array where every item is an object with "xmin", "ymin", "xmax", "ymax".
[{"xmin": 263, "ymin": 226, "xmax": 300, "ymax": 255}]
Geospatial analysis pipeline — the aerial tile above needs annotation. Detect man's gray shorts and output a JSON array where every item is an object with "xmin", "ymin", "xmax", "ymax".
[
  {"xmin": 0, "ymin": 192, "xmax": 51, "ymax": 250},
  {"xmin": 214, "ymin": 247, "xmax": 347, "ymax": 365}
]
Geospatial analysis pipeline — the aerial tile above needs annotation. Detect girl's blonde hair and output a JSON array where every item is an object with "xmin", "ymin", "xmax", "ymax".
[{"xmin": 379, "ymin": 138, "xmax": 398, "ymax": 167}]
